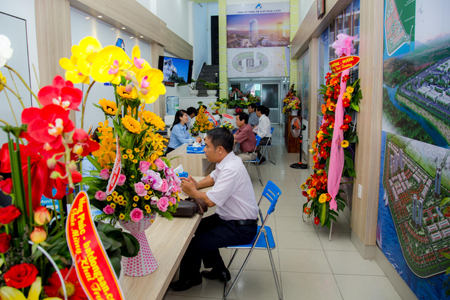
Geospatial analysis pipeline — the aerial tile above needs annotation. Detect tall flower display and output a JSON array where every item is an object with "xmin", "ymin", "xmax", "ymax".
[
  {"xmin": 282, "ymin": 84, "xmax": 300, "ymax": 114},
  {"xmin": 301, "ymin": 34, "xmax": 362, "ymax": 227},
  {"xmin": 191, "ymin": 106, "xmax": 213, "ymax": 134}
]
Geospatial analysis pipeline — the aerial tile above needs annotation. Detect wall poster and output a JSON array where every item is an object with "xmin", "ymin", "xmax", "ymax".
[
  {"xmin": 377, "ymin": 1, "xmax": 450, "ymax": 299},
  {"xmin": 226, "ymin": 2, "xmax": 290, "ymax": 78}
]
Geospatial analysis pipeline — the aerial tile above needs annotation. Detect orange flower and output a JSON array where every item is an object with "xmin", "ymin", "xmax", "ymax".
[
  {"xmin": 329, "ymin": 103, "xmax": 336, "ymax": 112},
  {"xmin": 343, "ymin": 98, "xmax": 350, "ymax": 107},
  {"xmin": 344, "ymin": 115, "xmax": 352, "ymax": 123},
  {"xmin": 304, "ymin": 207, "xmax": 311, "ymax": 215},
  {"xmin": 307, "ymin": 188, "xmax": 317, "ymax": 198},
  {"xmin": 321, "ymin": 104, "xmax": 327, "ymax": 114}
]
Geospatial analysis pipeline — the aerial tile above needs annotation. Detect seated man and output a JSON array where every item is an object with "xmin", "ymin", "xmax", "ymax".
[
  {"xmin": 234, "ymin": 112, "xmax": 257, "ymax": 161},
  {"xmin": 170, "ymin": 128, "xmax": 259, "ymax": 291},
  {"xmin": 253, "ymin": 105, "xmax": 271, "ymax": 164},
  {"xmin": 187, "ymin": 106, "xmax": 197, "ymax": 129},
  {"xmin": 247, "ymin": 103, "xmax": 259, "ymax": 128}
]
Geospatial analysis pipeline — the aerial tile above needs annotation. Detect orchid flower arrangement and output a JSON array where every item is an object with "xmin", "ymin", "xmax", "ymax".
[{"xmin": 282, "ymin": 84, "xmax": 300, "ymax": 114}]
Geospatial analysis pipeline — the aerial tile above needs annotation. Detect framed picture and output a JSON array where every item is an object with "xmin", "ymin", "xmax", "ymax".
[{"xmin": 317, "ymin": 0, "xmax": 325, "ymax": 19}]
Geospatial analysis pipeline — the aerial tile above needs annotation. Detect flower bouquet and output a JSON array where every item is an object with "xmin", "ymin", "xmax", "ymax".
[
  {"xmin": 220, "ymin": 121, "xmax": 234, "ymax": 131},
  {"xmin": 0, "ymin": 35, "xmax": 98, "ymax": 299},
  {"xmin": 191, "ymin": 106, "xmax": 213, "ymax": 138},
  {"xmin": 282, "ymin": 85, "xmax": 300, "ymax": 114},
  {"xmin": 301, "ymin": 34, "xmax": 362, "ymax": 228},
  {"xmin": 71, "ymin": 37, "xmax": 182, "ymax": 276}
]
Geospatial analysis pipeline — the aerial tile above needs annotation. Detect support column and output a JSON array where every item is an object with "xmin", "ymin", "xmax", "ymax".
[
  {"xmin": 151, "ymin": 42, "xmax": 165, "ymax": 117},
  {"xmin": 289, "ymin": 0, "xmax": 299, "ymax": 83},
  {"xmin": 308, "ymin": 38, "xmax": 319, "ymax": 167},
  {"xmin": 218, "ymin": 0, "xmax": 228, "ymax": 99}
]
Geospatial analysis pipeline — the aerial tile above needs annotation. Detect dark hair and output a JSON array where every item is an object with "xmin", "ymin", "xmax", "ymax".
[
  {"xmin": 187, "ymin": 107, "xmax": 197, "ymax": 116},
  {"xmin": 257, "ymin": 105, "xmax": 270, "ymax": 116},
  {"xmin": 237, "ymin": 112, "xmax": 249, "ymax": 124},
  {"xmin": 206, "ymin": 128, "xmax": 234, "ymax": 153},
  {"xmin": 248, "ymin": 103, "xmax": 257, "ymax": 110},
  {"xmin": 199, "ymin": 105, "xmax": 207, "ymax": 111},
  {"xmin": 264, "ymin": 107, "xmax": 270, "ymax": 116},
  {"xmin": 171, "ymin": 109, "xmax": 188, "ymax": 131}
]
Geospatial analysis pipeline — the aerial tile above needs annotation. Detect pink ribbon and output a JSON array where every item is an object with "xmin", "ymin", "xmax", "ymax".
[{"xmin": 327, "ymin": 34, "xmax": 357, "ymax": 211}]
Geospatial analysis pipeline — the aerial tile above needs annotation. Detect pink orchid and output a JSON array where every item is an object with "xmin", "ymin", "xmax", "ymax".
[{"xmin": 331, "ymin": 34, "xmax": 358, "ymax": 57}]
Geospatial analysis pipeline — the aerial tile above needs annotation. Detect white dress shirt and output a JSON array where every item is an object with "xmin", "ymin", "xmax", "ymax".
[
  {"xmin": 206, "ymin": 152, "xmax": 259, "ymax": 221},
  {"xmin": 256, "ymin": 114, "xmax": 271, "ymax": 138}
]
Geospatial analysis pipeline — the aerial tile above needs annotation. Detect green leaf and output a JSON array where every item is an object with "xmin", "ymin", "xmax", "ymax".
[
  {"xmin": 350, "ymin": 102, "xmax": 360, "ymax": 112},
  {"xmin": 86, "ymin": 155, "xmax": 102, "ymax": 171},
  {"xmin": 121, "ymin": 232, "xmax": 140, "ymax": 257},
  {"xmin": 109, "ymin": 255, "xmax": 122, "ymax": 277},
  {"xmin": 442, "ymin": 252, "xmax": 450, "ymax": 259},
  {"xmin": 320, "ymin": 202, "xmax": 328, "ymax": 227},
  {"xmin": 98, "ymin": 231, "xmax": 113, "ymax": 250},
  {"xmin": 348, "ymin": 168, "xmax": 357, "ymax": 178},
  {"xmin": 344, "ymin": 155, "xmax": 354, "ymax": 170},
  {"xmin": 81, "ymin": 176, "xmax": 101, "ymax": 184}
]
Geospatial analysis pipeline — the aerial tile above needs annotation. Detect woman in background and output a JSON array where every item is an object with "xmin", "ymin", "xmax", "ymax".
[{"xmin": 167, "ymin": 110, "xmax": 201, "ymax": 155}]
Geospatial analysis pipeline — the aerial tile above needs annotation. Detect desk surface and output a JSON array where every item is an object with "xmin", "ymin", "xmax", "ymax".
[
  {"xmin": 167, "ymin": 144, "xmax": 206, "ymax": 159},
  {"xmin": 121, "ymin": 177, "xmax": 209, "ymax": 300}
]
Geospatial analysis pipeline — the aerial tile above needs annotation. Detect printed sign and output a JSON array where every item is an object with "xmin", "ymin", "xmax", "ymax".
[
  {"xmin": 106, "ymin": 136, "xmax": 122, "ymax": 195},
  {"xmin": 66, "ymin": 191, "xmax": 125, "ymax": 300},
  {"xmin": 329, "ymin": 56, "xmax": 360, "ymax": 74},
  {"xmin": 222, "ymin": 114, "xmax": 234, "ymax": 120},
  {"xmin": 205, "ymin": 111, "xmax": 218, "ymax": 126}
]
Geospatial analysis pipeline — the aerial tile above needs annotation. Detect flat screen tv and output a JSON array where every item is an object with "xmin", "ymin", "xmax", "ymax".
[{"xmin": 158, "ymin": 56, "xmax": 193, "ymax": 84}]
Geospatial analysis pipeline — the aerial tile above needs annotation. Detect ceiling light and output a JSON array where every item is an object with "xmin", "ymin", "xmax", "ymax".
[
  {"xmin": 85, "ymin": 17, "xmax": 90, "ymax": 19},
  {"xmin": 140, "ymin": 36, "xmax": 144, "ymax": 38},
  {"xmin": 130, "ymin": 36, "xmax": 134, "ymax": 39},
  {"xmin": 111, "ymin": 28, "xmax": 115, "ymax": 30},
  {"xmin": 98, "ymin": 15, "xmax": 102, "ymax": 18},
  {"xmin": 122, "ymin": 27, "xmax": 126, "ymax": 30}
]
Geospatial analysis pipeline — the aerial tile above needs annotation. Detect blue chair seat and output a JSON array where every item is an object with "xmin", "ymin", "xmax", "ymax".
[{"xmin": 229, "ymin": 226, "xmax": 275, "ymax": 249}]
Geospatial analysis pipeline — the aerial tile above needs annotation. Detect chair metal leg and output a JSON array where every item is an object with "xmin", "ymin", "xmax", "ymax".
[
  {"xmin": 227, "ymin": 249, "xmax": 239, "ymax": 268},
  {"xmin": 267, "ymin": 147, "xmax": 276, "ymax": 165},
  {"xmin": 329, "ymin": 220, "xmax": 333, "ymax": 241},
  {"xmin": 265, "ymin": 233, "xmax": 283, "ymax": 300},
  {"xmin": 255, "ymin": 162, "xmax": 263, "ymax": 186},
  {"xmin": 223, "ymin": 247, "xmax": 256, "ymax": 299}
]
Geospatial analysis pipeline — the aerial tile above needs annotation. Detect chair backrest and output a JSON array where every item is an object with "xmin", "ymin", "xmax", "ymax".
[
  {"xmin": 258, "ymin": 181, "xmax": 281, "ymax": 215},
  {"xmin": 270, "ymin": 127, "xmax": 274, "ymax": 134},
  {"xmin": 255, "ymin": 135, "xmax": 261, "ymax": 147}
]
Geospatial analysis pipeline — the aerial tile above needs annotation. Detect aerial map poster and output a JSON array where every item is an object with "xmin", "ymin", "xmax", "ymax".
[
  {"xmin": 226, "ymin": 3, "xmax": 290, "ymax": 78},
  {"xmin": 378, "ymin": 1, "xmax": 450, "ymax": 299}
]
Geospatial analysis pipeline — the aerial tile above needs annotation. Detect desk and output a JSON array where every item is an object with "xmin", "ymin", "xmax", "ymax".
[
  {"xmin": 121, "ymin": 177, "xmax": 210, "ymax": 300},
  {"xmin": 167, "ymin": 144, "xmax": 215, "ymax": 177}
]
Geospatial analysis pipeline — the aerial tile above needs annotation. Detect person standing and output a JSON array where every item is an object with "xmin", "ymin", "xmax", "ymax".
[
  {"xmin": 169, "ymin": 128, "xmax": 258, "ymax": 291},
  {"xmin": 167, "ymin": 110, "xmax": 201, "ymax": 155},
  {"xmin": 247, "ymin": 103, "xmax": 259, "ymax": 128},
  {"xmin": 234, "ymin": 112, "xmax": 257, "ymax": 161}
]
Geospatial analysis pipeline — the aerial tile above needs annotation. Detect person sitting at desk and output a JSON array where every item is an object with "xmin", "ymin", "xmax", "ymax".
[
  {"xmin": 169, "ymin": 128, "xmax": 259, "ymax": 291},
  {"xmin": 166, "ymin": 110, "xmax": 201, "ymax": 155},
  {"xmin": 234, "ymin": 112, "xmax": 257, "ymax": 161}
]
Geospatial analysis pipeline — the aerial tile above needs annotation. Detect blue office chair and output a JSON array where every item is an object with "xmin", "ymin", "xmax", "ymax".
[
  {"xmin": 223, "ymin": 181, "xmax": 283, "ymax": 300},
  {"xmin": 243, "ymin": 135, "xmax": 263, "ymax": 186},
  {"xmin": 261, "ymin": 127, "xmax": 276, "ymax": 165}
]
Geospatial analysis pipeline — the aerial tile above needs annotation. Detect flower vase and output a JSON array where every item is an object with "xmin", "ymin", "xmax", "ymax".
[
  {"xmin": 119, "ymin": 213, "xmax": 158, "ymax": 277},
  {"xmin": 291, "ymin": 109, "xmax": 299, "ymax": 116},
  {"xmin": 199, "ymin": 132, "xmax": 207, "ymax": 140}
]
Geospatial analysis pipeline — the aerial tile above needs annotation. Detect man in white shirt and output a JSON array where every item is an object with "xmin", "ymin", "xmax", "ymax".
[
  {"xmin": 170, "ymin": 128, "xmax": 259, "ymax": 292},
  {"xmin": 253, "ymin": 105, "xmax": 272, "ymax": 164}
]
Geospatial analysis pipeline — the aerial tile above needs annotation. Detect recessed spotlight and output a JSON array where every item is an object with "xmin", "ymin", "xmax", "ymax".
[
  {"xmin": 130, "ymin": 36, "xmax": 134, "ymax": 39},
  {"xmin": 85, "ymin": 17, "xmax": 90, "ymax": 20},
  {"xmin": 140, "ymin": 36, "xmax": 144, "ymax": 38},
  {"xmin": 111, "ymin": 28, "xmax": 115, "ymax": 30},
  {"xmin": 122, "ymin": 27, "xmax": 126, "ymax": 30},
  {"xmin": 98, "ymin": 15, "xmax": 102, "ymax": 18}
]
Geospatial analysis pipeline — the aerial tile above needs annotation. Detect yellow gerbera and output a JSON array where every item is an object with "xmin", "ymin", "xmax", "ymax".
[
  {"xmin": 341, "ymin": 140, "xmax": 349, "ymax": 148},
  {"xmin": 141, "ymin": 110, "xmax": 165, "ymax": 130},
  {"xmin": 133, "ymin": 159, "xmax": 138, "ymax": 163},
  {"xmin": 123, "ymin": 154, "xmax": 128, "ymax": 159},
  {"xmin": 117, "ymin": 85, "xmax": 138, "ymax": 99},
  {"xmin": 145, "ymin": 205, "xmax": 150, "ymax": 210},
  {"xmin": 133, "ymin": 203, "xmax": 137, "ymax": 207},
  {"xmin": 126, "ymin": 149, "xmax": 133, "ymax": 154},
  {"xmin": 112, "ymin": 191, "xmax": 118, "ymax": 197},
  {"xmin": 99, "ymin": 99, "xmax": 118, "ymax": 115},
  {"xmin": 319, "ymin": 193, "xmax": 328, "ymax": 203},
  {"xmin": 107, "ymin": 196, "xmax": 112, "ymax": 201},
  {"xmin": 118, "ymin": 195, "xmax": 124, "ymax": 201},
  {"xmin": 129, "ymin": 154, "xmax": 134, "ymax": 159},
  {"xmin": 122, "ymin": 115, "xmax": 143, "ymax": 134},
  {"xmin": 110, "ymin": 203, "xmax": 116, "ymax": 209},
  {"xmin": 144, "ymin": 184, "xmax": 150, "ymax": 190},
  {"xmin": 119, "ymin": 213, "xmax": 125, "ymax": 220},
  {"xmin": 346, "ymin": 86, "xmax": 354, "ymax": 93},
  {"xmin": 135, "ymin": 148, "xmax": 140, "ymax": 152},
  {"xmin": 144, "ymin": 195, "xmax": 150, "ymax": 200},
  {"xmin": 133, "ymin": 195, "xmax": 139, "ymax": 201}
]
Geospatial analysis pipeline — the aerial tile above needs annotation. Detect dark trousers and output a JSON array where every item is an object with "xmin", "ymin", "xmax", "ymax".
[
  {"xmin": 179, "ymin": 214, "xmax": 257, "ymax": 280},
  {"xmin": 165, "ymin": 147, "xmax": 175, "ymax": 156}
]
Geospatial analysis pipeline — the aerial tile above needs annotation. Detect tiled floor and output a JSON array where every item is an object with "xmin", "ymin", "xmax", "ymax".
[{"xmin": 163, "ymin": 126, "xmax": 401, "ymax": 300}]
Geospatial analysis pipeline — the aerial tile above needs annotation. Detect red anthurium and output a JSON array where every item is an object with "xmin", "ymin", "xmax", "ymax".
[
  {"xmin": 38, "ymin": 75, "xmax": 83, "ymax": 111},
  {"xmin": 0, "ymin": 178, "xmax": 12, "ymax": 194},
  {"xmin": 22, "ymin": 104, "xmax": 75, "ymax": 150},
  {"xmin": 69, "ymin": 129, "xmax": 100, "ymax": 160}
]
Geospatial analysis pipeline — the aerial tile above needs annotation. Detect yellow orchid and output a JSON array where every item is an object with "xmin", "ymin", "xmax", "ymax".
[
  {"xmin": 0, "ymin": 70, "xmax": 6, "ymax": 91},
  {"xmin": 136, "ymin": 68, "xmax": 166, "ymax": 103},
  {"xmin": 59, "ymin": 55, "xmax": 90, "ymax": 84},
  {"xmin": 131, "ymin": 45, "xmax": 150, "ymax": 73},
  {"xmin": 89, "ymin": 45, "xmax": 131, "ymax": 84},
  {"xmin": 59, "ymin": 36, "xmax": 102, "ymax": 84},
  {"xmin": 0, "ymin": 277, "xmax": 59, "ymax": 300}
]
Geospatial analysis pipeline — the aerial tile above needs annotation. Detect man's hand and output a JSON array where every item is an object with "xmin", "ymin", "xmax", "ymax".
[
  {"xmin": 181, "ymin": 178, "xmax": 197, "ymax": 196},
  {"xmin": 187, "ymin": 175, "xmax": 199, "ymax": 189},
  {"xmin": 196, "ymin": 136, "xmax": 202, "ymax": 143}
]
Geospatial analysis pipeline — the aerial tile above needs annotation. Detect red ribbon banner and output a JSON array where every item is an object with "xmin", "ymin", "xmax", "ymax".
[
  {"xmin": 222, "ymin": 114, "xmax": 234, "ymax": 120},
  {"xmin": 106, "ymin": 135, "xmax": 122, "ymax": 195},
  {"xmin": 329, "ymin": 55, "xmax": 360, "ymax": 74},
  {"xmin": 67, "ymin": 191, "xmax": 125, "ymax": 300},
  {"xmin": 205, "ymin": 111, "xmax": 218, "ymax": 126}
]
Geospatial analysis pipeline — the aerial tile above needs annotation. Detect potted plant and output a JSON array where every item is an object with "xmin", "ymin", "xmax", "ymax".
[
  {"xmin": 199, "ymin": 79, "xmax": 219, "ymax": 96},
  {"xmin": 178, "ymin": 78, "xmax": 198, "ymax": 96}
]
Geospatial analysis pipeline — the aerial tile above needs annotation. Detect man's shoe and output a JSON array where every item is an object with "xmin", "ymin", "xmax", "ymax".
[
  {"xmin": 169, "ymin": 276, "xmax": 202, "ymax": 291},
  {"xmin": 201, "ymin": 268, "xmax": 231, "ymax": 282},
  {"xmin": 258, "ymin": 157, "xmax": 266, "ymax": 164}
]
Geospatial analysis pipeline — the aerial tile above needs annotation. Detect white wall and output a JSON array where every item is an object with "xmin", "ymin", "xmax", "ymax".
[
  {"xmin": 299, "ymin": 0, "xmax": 314, "ymax": 26},
  {"xmin": 70, "ymin": 8, "xmax": 154, "ymax": 131},
  {"xmin": 0, "ymin": 1, "xmax": 40, "ymax": 145},
  {"xmin": 193, "ymin": 3, "xmax": 208, "ymax": 78}
]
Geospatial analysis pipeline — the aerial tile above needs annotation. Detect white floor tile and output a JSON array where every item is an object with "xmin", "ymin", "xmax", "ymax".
[
  {"xmin": 335, "ymin": 275, "xmax": 402, "ymax": 300},
  {"xmin": 281, "ymin": 273, "xmax": 343, "ymax": 300},
  {"xmin": 277, "ymin": 231, "xmax": 322, "ymax": 250},
  {"xmin": 274, "ymin": 205, "xmax": 304, "ymax": 217},
  {"xmin": 279, "ymin": 249, "xmax": 332, "ymax": 274},
  {"xmin": 318, "ymin": 231, "xmax": 358, "ymax": 252},
  {"xmin": 275, "ymin": 216, "xmax": 316, "ymax": 232},
  {"xmin": 228, "ymin": 248, "xmax": 280, "ymax": 272},
  {"xmin": 325, "ymin": 251, "xmax": 385, "ymax": 276},
  {"xmin": 226, "ymin": 270, "xmax": 282, "ymax": 300}
]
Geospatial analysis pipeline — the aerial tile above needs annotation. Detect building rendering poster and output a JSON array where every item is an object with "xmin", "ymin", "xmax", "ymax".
[
  {"xmin": 378, "ymin": 1, "xmax": 450, "ymax": 299},
  {"xmin": 226, "ymin": 2, "xmax": 290, "ymax": 77}
]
